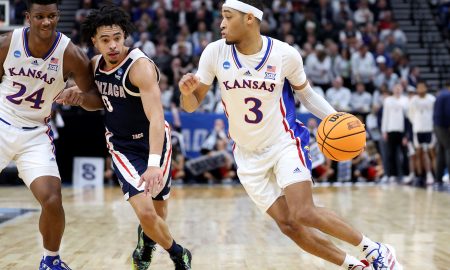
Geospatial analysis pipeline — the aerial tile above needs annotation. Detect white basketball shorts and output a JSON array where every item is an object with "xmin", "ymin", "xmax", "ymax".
[
  {"xmin": 0, "ymin": 122, "xmax": 60, "ymax": 187},
  {"xmin": 233, "ymin": 137, "xmax": 312, "ymax": 212}
]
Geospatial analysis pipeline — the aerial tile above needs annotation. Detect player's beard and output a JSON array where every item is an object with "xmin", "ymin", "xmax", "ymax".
[{"xmin": 225, "ymin": 39, "xmax": 236, "ymax": 45}]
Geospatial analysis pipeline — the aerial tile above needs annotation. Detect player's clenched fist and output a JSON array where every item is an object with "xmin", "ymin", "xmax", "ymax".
[{"xmin": 179, "ymin": 73, "xmax": 200, "ymax": 95}]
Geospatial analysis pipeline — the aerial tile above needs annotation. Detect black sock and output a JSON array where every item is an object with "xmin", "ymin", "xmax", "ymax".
[
  {"xmin": 142, "ymin": 232, "xmax": 156, "ymax": 246},
  {"xmin": 166, "ymin": 240, "xmax": 183, "ymax": 256}
]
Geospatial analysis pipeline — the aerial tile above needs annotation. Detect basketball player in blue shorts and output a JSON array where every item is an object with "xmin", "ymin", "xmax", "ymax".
[
  {"xmin": 179, "ymin": 1, "xmax": 402, "ymax": 269},
  {"xmin": 74, "ymin": 5, "xmax": 192, "ymax": 270},
  {"xmin": 0, "ymin": 0, "xmax": 102, "ymax": 269}
]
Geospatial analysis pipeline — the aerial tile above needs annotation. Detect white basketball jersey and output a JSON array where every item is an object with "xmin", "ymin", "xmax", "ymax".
[
  {"xmin": 0, "ymin": 27, "xmax": 70, "ymax": 127},
  {"xmin": 408, "ymin": 94, "xmax": 436, "ymax": 133},
  {"xmin": 196, "ymin": 36, "xmax": 307, "ymax": 149}
]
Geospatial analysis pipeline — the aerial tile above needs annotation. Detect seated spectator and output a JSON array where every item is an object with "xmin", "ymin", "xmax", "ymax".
[
  {"xmin": 351, "ymin": 44, "xmax": 376, "ymax": 93},
  {"xmin": 326, "ymin": 77, "xmax": 352, "ymax": 111},
  {"xmin": 134, "ymin": 32, "xmax": 156, "ymax": 58},
  {"xmin": 305, "ymin": 44, "xmax": 332, "ymax": 90},
  {"xmin": 351, "ymin": 82, "xmax": 372, "ymax": 115}
]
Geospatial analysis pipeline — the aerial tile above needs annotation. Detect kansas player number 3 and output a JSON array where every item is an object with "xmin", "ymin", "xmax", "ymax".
[{"xmin": 244, "ymin": 97, "xmax": 263, "ymax": 124}]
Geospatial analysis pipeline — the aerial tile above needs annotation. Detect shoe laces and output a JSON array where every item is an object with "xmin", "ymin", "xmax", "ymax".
[{"xmin": 366, "ymin": 244, "xmax": 388, "ymax": 270}]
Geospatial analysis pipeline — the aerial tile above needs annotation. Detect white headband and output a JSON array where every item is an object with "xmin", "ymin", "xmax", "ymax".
[{"xmin": 223, "ymin": 0, "xmax": 263, "ymax": 21}]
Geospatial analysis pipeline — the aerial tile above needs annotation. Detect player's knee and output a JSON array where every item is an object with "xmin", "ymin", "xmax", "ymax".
[
  {"xmin": 40, "ymin": 193, "xmax": 63, "ymax": 213},
  {"xmin": 136, "ymin": 208, "xmax": 159, "ymax": 226},
  {"xmin": 276, "ymin": 215, "xmax": 300, "ymax": 236},
  {"xmin": 290, "ymin": 206, "xmax": 318, "ymax": 227}
]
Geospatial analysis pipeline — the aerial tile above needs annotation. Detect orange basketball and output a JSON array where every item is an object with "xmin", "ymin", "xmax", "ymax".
[{"xmin": 316, "ymin": 112, "xmax": 366, "ymax": 161}]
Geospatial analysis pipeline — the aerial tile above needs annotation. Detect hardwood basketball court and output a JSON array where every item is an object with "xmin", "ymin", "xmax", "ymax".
[{"xmin": 0, "ymin": 184, "xmax": 449, "ymax": 269}]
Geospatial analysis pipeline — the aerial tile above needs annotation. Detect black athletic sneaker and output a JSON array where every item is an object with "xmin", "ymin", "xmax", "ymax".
[
  {"xmin": 170, "ymin": 248, "xmax": 192, "ymax": 270},
  {"xmin": 131, "ymin": 225, "xmax": 156, "ymax": 270}
]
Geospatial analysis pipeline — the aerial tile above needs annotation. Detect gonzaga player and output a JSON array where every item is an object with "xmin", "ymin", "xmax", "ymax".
[
  {"xmin": 179, "ymin": 0, "xmax": 402, "ymax": 269},
  {"xmin": 0, "ymin": 0, "xmax": 101, "ymax": 269},
  {"xmin": 80, "ymin": 5, "xmax": 191, "ymax": 269}
]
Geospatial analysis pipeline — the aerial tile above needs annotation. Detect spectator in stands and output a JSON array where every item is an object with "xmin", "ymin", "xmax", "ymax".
[
  {"xmin": 326, "ymin": 76, "xmax": 352, "ymax": 111},
  {"xmin": 351, "ymin": 44, "xmax": 376, "ymax": 93},
  {"xmin": 333, "ymin": 47, "xmax": 352, "ymax": 88},
  {"xmin": 433, "ymin": 80, "xmax": 450, "ymax": 186},
  {"xmin": 354, "ymin": 0, "xmax": 374, "ymax": 26},
  {"xmin": 375, "ymin": 66, "xmax": 399, "ymax": 91},
  {"xmin": 381, "ymin": 84, "xmax": 410, "ymax": 182},
  {"xmin": 339, "ymin": 20, "xmax": 362, "ymax": 49},
  {"xmin": 134, "ymin": 32, "xmax": 156, "ymax": 58},
  {"xmin": 351, "ymin": 82, "xmax": 372, "ymax": 115},
  {"xmin": 305, "ymin": 44, "xmax": 332, "ymax": 90},
  {"xmin": 408, "ymin": 66, "xmax": 421, "ymax": 87},
  {"xmin": 192, "ymin": 21, "xmax": 213, "ymax": 56},
  {"xmin": 160, "ymin": 74, "xmax": 174, "ymax": 111}
]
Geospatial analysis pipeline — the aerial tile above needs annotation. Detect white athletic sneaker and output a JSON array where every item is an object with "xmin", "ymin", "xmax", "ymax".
[
  {"xmin": 365, "ymin": 243, "xmax": 403, "ymax": 270},
  {"xmin": 349, "ymin": 260, "xmax": 372, "ymax": 270}
]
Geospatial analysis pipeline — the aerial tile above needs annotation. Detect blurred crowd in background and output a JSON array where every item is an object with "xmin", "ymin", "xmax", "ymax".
[{"xmin": 2, "ymin": 0, "xmax": 450, "ymax": 188}]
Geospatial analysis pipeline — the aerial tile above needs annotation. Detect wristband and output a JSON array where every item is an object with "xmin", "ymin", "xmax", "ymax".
[{"xmin": 148, "ymin": 154, "xmax": 161, "ymax": 167}]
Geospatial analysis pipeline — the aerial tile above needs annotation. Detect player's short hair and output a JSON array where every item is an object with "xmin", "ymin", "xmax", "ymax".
[
  {"xmin": 239, "ymin": 0, "xmax": 264, "ymax": 11},
  {"xmin": 26, "ymin": 0, "xmax": 59, "ymax": 11},
  {"xmin": 81, "ymin": 4, "xmax": 135, "ymax": 46}
]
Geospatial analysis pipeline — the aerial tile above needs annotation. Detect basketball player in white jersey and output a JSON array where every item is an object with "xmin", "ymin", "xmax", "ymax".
[
  {"xmin": 0, "ymin": 0, "xmax": 102, "ymax": 269},
  {"xmin": 179, "ymin": 1, "xmax": 402, "ymax": 269},
  {"xmin": 408, "ymin": 80, "xmax": 436, "ymax": 184}
]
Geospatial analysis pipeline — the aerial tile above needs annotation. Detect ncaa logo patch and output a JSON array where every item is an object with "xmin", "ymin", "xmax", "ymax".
[
  {"xmin": 14, "ymin": 50, "xmax": 21, "ymax": 58},
  {"xmin": 115, "ymin": 68, "xmax": 123, "ymax": 80},
  {"xmin": 223, "ymin": 61, "xmax": 230, "ymax": 70}
]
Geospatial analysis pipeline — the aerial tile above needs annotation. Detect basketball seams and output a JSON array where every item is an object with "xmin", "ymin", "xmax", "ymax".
[
  {"xmin": 317, "ymin": 141, "xmax": 338, "ymax": 160},
  {"xmin": 319, "ymin": 113, "xmax": 333, "ymax": 153},
  {"xmin": 326, "ymin": 129, "xmax": 366, "ymax": 140}
]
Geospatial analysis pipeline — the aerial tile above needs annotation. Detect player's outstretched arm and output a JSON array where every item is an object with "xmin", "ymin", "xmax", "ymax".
[
  {"xmin": 63, "ymin": 42, "xmax": 103, "ymax": 111},
  {"xmin": 292, "ymin": 81, "xmax": 336, "ymax": 120},
  {"xmin": 131, "ymin": 58, "xmax": 166, "ymax": 195},
  {"xmin": 179, "ymin": 73, "xmax": 211, "ymax": 113}
]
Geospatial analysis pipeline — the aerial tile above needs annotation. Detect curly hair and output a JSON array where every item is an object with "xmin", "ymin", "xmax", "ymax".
[{"xmin": 81, "ymin": 4, "xmax": 135, "ymax": 46}]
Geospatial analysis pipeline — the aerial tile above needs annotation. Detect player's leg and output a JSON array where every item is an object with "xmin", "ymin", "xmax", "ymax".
[
  {"xmin": 413, "ymin": 133, "xmax": 424, "ymax": 178},
  {"xmin": 284, "ymin": 182, "xmax": 402, "ymax": 269},
  {"xmin": 132, "ymin": 182, "xmax": 170, "ymax": 269},
  {"xmin": 15, "ymin": 126, "xmax": 71, "ymax": 269},
  {"xmin": 235, "ymin": 144, "xmax": 370, "ymax": 270},
  {"xmin": 267, "ymin": 196, "xmax": 369, "ymax": 269},
  {"xmin": 110, "ymin": 142, "xmax": 191, "ymax": 270},
  {"xmin": 277, "ymin": 138, "xmax": 402, "ymax": 270}
]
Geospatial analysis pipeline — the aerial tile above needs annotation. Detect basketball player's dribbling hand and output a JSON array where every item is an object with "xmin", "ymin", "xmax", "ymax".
[
  {"xmin": 56, "ymin": 86, "xmax": 84, "ymax": 106},
  {"xmin": 138, "ymin": 167, "xmax": 164, "ymax": 197},
  {"xmin": 179, "ymin": 73, "xmax": 200, "ymax": 95}
]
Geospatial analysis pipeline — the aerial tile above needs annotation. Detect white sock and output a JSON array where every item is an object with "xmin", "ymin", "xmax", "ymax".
[
  {"xmin": 357, "ymin": 234, "xmax": 379, "ymax": 256},
  {"xmin": 341, "ymin": 254, "xmax": 365, "ymax": 270},
  {"xmin": 44, "ymin": 249, "xmax": 59, "ymax": 258}
]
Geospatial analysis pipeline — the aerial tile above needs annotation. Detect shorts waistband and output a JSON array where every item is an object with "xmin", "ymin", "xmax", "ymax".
[{"xmin": 0, "ymin": 117, "xmax": 39, "ymax": 130}]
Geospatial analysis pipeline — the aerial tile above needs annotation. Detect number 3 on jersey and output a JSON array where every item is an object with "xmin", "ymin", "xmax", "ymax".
[
  {"xmin": 102, "ymin": 95, "xmax": 113, "ymax": 112},
  {"xmin": 244, "ymin": 97, "xmax": 263, "ymax": 124}
]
